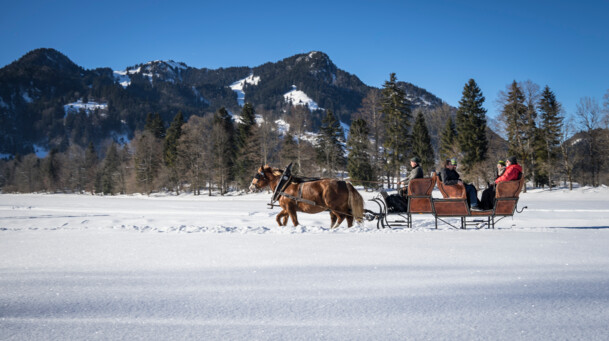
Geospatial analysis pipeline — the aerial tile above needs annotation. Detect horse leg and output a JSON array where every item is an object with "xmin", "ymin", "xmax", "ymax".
[
  {"xmin": 276, "ymin": 209, "xmax": 288, "ymax": 226},
  {"xmin": 346, "ymin": 215, "xmax": 354, "ymax": 227},
  {"xmin": 333, "ymin": 214, "xmax": 346, "ymax": 228},
  {"xmin": 287, "ymin": 205, "xmax": 299, "ymax": 226},
  {"xmin": 330, "ymin": 212, "xmax": 337, "ymax": 227}
]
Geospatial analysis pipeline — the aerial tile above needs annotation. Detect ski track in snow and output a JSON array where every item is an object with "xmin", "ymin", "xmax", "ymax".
[{"xmin": 1, "ymin": 187, "xmax": 609, "ymax": 340}]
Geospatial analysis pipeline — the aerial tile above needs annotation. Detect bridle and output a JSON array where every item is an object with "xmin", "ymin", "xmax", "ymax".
[
  {"xmin": 251, "ymin": 169, "xmax": 269, "ymax": 189},
  {"xmin": 254, "ymin": 171, "xmax": 266, "ymax": 181}
]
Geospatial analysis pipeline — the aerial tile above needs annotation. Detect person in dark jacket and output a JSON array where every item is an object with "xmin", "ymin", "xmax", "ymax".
[
  {"xmin": 480, "ymin": 156, "xmax": 523, "ymax": 209},
  {"xmin": 398, "ymin": 156, "xmax": 424, "ymax": 196},
  {"xmin": 440, "ymin": 158, "xmax": 481, "ymax": 210}
]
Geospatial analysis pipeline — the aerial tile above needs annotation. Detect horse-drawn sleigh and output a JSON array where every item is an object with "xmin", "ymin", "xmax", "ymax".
[
  {"xmin": 371, "ymin": 172, "xmax": 527, "ymax": 229},
  {"xmin": 250, "ymin": 165, "xmax": 526, "ymax": 229}
]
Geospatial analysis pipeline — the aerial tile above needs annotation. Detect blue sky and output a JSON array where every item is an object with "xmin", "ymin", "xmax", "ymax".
[{"xmin": 1, "ymin": 0, "xmax": 607, "ymax": 124}]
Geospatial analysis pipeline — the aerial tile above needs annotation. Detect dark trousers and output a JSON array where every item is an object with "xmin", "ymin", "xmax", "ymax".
[
  {"xmin": 465, "ymin": 184, "xmax": 479, "ymax": 207},
  {"xmin": 480, "ymin": 185, "xmax": 496, "ymax": 210}
]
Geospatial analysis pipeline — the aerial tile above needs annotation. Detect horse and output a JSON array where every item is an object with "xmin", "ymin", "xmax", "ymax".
[{"xmin": 249, "ymin": 165, "xmax": 364, "ymax": 228}]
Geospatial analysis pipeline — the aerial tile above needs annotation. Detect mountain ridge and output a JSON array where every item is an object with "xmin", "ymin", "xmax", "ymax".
[{"xmin": 0, "ymin": 48, "xmax": 446, "ymax": 156}]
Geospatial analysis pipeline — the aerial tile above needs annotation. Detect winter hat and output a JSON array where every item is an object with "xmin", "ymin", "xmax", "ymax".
[
  {"xmin": 410, "ymin": 156, "xmax": 421, "ymax": 163},
  {"xmin": 507, "ymin": 156, "xmax": 517, "ymax": 164},
  {"xmin": 498, "ymin": 160, "xmax": 506, "ymax": 166}
]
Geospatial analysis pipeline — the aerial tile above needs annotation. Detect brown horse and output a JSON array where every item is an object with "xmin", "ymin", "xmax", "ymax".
[{"xmin": 249, "ymin": 165, "xmax": 364, "ymax": 228}]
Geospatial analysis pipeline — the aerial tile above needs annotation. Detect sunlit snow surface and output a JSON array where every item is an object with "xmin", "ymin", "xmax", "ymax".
[
  {"xmin": 1, "ymin": 187, "xmax": 609, "ymax": 340},
  {"xmin": 283, "ymin": 85, "xmax": 321, "ymax": 111}
]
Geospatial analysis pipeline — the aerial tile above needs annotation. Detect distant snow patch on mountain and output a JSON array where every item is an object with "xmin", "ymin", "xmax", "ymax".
[
  {"xmin": 64, "ymin": 99, "xmax": 108, "ymax": 117},
  {"xmin": 230, "ymin": 74, "xmax": 261, "ymax": 107},
  {"xmin": 22, "ymin": 92, "xmax": 34, "ymax": 103},
  {"xmin": 113, "ymin": 67, "xmax": 141, "ymax": 88},
  {"xmin": 283, "ymin": 85, "xmax": 321, "ymax": 111},
  {"xmin": 33, "ymin": 144, "xmax": 48, "ymax": 158},
  {"xmin": 340, "ymin": 121, "xmax": 350, "ymax": 141}
]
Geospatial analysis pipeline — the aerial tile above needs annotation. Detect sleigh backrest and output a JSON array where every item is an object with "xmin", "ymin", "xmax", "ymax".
[
  {"xmin": 494, "ymin": 176, "xmax": 525, "ymax": 215},
  {"xmin": 407, "ymin": 175, "xmax": 437, "ymax": 214},
  {"xmin": 436, "ymin": 178, "xmax": 467, "ymax": 199}
]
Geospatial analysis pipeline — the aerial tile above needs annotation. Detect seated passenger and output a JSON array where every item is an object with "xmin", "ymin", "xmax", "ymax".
[
  {"xmin": 497, "ymin": 160, "xmax": 506, "ymax": 178},
  {"xmin": 495, "ymin": 156, "xmax": 522, "ymax": 183},
  {"xmin": 480, "ymin": 156, "xmax": 523, "ymax": 209},
  {"xmin": 440, "ymin": 158, "xmax": 481, "ymax": 211},
  {"xmin": 398, "ymin": 156, "xmax": 424, "ymax": 196}
]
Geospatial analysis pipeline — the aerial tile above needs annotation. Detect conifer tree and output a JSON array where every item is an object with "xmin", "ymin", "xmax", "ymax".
[
  {"xmin": 211, "ymin": 107, "xmax": 236, "ymax": 194},
  {"xmin": 163, "ymin": 111, "xmax": 184, "ymax": 193},
  {"xmin": 347, "ymin": 119, "xmax": 375, "ymax": 186},
  {"xmin": 42, "ymin": 148, "xmax": 61, "ymax": 191},
  {"xmin": 500, "ymin": 81, "xmax": 528, "ymax": 170},
  {"xmin": 439, "ymin": 117, "xmax": 457, "ymax": 163},
  {"xmin": 456, "ymin": 79, "xmax": 488, "ymax": 172},
  {"xmin": 316, "ymin": 109, "xmax": 345, "ymax": 177},
  {"xmin": 538, "ymin": 86, "xmax": 563, "ymax": 189},
  {"xmin": 163, "ymin": 112, "xmax": 184, "ymax": 167},
  {"xmin": 84, "ymin": 142, "xmax": 98, "ymax": 193},
  {"xmin": 234, "ymin": 103, "xmax": 258, "ymax": 188},
  {"xmin": 145, "ymin": 113, "xmax": 166, "ymax": 139},
  {"xmin": 521, "ymin": 81, "xmax": 542, "ymax": 186},
  {"xmin": 411, "ymin": 112, "xmax": 435, "ymax": 173},
  {"xmin": 236, "ymin": 103, "xmax": 256, "ymax": 149},
  {"xmin": 381, "ymin": 73, "xmax": 411, "ymax": 185},
  {"xmin": 101, "ymin": 143, "xmax": 120, "ymax": 195}
]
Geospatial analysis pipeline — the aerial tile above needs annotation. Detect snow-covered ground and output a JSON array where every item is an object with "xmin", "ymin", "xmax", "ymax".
[{"xmin": 1, "ymin": 187, "xmax": 609, "ymax": 340}]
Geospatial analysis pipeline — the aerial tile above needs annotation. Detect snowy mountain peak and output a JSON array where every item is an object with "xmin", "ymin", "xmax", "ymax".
[{"xmin": 113, "ymin": 60, "xmax": 190, "ymax": 87}]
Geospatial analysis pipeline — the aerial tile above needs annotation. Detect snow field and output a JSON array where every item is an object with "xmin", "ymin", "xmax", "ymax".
[{"xmin": 1, "ymin": 187, "xmax": 609, "ymax": 340}]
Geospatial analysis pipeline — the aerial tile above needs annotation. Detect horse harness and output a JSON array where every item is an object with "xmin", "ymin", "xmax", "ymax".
[
  {"xmin": 268, "ymin": 163, "xmax": 317, "ymax": 208},
  {"xmin": 264, "ymin": 164, "xmax": 356, "ymax": 218}
]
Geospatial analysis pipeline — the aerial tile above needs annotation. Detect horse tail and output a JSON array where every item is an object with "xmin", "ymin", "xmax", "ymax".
[{"xmin": 347, "ymin": 183, "xmax": 364, "ymax": 223}]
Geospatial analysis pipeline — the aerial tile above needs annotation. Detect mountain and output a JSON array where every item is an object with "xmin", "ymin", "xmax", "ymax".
[{"xmin": 0, "ymin": 48, "xmax": 445, "ymax": 156}]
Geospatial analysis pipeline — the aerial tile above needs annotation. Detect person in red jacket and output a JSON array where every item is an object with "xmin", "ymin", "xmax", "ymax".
[
  {"xmin": 495, "ymin": 156, "xmax": 523, "ymax": 183},
  {"xmin": 479, "ymin": 156, "xmax": 523, "ymax": 209}
]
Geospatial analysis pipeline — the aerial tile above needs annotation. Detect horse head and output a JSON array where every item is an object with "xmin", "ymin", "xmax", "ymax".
[{"xmin": 249, "ymin": 164, "xmax": 273, "ymax": 192}]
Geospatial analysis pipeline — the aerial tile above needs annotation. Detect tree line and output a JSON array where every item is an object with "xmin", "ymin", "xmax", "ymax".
[{"xmin": 1, "ymin": 74, "xmax": 608, "ymax": 194}]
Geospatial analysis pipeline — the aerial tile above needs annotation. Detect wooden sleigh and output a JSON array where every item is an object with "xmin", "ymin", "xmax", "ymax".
[{"xmin": 368, "ymin": 175, "xmax": 527, "ymax": 229}]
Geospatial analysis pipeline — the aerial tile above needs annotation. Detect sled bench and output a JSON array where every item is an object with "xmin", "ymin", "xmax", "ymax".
[
  {"xmin": 368, "ymin": 176, "xmax": 437, "ymax": 229},
  {"xmin": 432, "ymin": 177, "xmax": 527, "ymax": 229}
]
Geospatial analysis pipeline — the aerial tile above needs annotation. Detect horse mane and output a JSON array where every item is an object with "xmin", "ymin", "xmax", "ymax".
[
  {"xmin": 263, "ymin": 165, "xmax": 283, "ymax": 177},
  {"xmin": 264, "ymin": 165, "xmax": 321, "ymax": 183}
]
